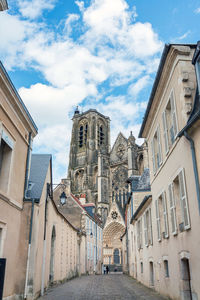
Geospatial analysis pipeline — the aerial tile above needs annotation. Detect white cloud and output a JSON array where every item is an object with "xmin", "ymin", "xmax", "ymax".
[
  {"xmin": 128, "ymin": 75, "xmax": 151, "ymax": 98},
  {"xmin": 0, "ymin": 0, "xmax": 163, "ymax": 181},
  {"xmin": 194, "ymin": 7, "xmax": 200, "ymax": 14},
  {"xmin": 18, "ymin": 0, "xmax": 57, "ymax": 19}
]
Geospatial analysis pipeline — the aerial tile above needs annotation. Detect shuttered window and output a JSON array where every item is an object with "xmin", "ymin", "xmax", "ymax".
[
  {"xmin": 170, "ymin": 92, "xmax": 178, "ymax": 137},
  {"xmin": 149, "ymin": 208, "xmax": 153, "ymax": 245},
  {"xmin": 162, "ymin": 192, "xmax": 169, "ymax": 238},
  {"xmin": 144, "ymin": 214, "xmax": 148, "ymax": 246},
  {"xmin": 168, "ymin": 183, "xmax": 177, "ymax": 235},
  {"xmin": 178, "ymin": 169, "xmax": 190, "ymax": 229},
  {"xmin": 155, "ymin": 199, "xmax": 161, "ymax": 241},
  {"xmin": 157, "ymin": 126, "xmax": 162, "ymax": 167},
  {"xmin": 162, "ymin": 111, "xmax": 169, "ymax": 154},
  {"xmin": 151, "ymin": 140, "xmax": 156, "ymax": 174}
]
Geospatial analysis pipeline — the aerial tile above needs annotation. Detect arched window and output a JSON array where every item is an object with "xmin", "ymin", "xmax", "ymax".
[
  {"xmin": 79, "ymin": 125, "xmax": 83, "ymax": 148},
  {"xmin": 79, "ymin": 122, "xmax": 88, "ymax": 148},
  {"xmin": 98, "ymin": 124, "xmax": 104, "ymax": 146}
]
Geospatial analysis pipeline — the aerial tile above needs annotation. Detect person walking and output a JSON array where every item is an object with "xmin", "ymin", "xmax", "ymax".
[{"xmin": 106, "ymin": 265, "xmax": 109, "ymax": 274}]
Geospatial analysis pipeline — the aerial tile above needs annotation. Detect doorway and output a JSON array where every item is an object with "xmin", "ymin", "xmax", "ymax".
[
  {"xmin": 113, "ymin": 249, "xmax": 120, "ymax": 264},
  {"xmin": 180, "ymin": 258, "xmax": 192, "ymax": 300},
  {"xmin": 149, "ymin": 261, "xmax": 154, "ymax": 286}
]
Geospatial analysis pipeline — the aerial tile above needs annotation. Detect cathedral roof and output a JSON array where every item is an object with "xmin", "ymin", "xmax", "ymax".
[{"xmin": 73, "ymin": 108, "xmax": 110, "ymax": 120}]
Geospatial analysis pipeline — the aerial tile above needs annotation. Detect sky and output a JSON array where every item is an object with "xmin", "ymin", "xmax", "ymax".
[{"xmin": 0, "ymin": 0, "xmax": 200, "ymax": 182}]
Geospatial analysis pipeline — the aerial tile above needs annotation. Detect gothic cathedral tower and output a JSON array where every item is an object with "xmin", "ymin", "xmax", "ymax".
[{"xmin": 67, "ymin": 108, "xmax": 110, "ymax": 223}]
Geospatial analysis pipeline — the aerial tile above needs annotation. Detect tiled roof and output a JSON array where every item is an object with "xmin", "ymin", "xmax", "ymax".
[
  {"xmin": 128, "ymin": 169, "xmax": 151, "ymax": 192},
  {"xmin": 26, "ymin": 154, "xmax": 51, "ymax": 201}
]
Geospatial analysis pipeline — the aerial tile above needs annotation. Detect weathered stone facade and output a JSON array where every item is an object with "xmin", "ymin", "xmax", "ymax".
[{"xmin": 67, "ymin": 108, "xmax": 145, "ymax": 224}]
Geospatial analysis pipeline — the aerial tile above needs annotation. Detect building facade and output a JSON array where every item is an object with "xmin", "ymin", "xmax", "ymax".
[
  {"xmin": 0, "ymin": 62, "xmax": 37, "ymax": 299},
  {"xmin": 125, "ymin": 43, "xmax": 200, "ymax": 300}
]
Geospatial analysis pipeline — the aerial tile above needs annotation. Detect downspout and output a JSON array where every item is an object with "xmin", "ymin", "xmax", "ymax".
[
  {"xmin": 24, "ymin": 132, "xmax": 33, "ymax": 299},
  {"xmin": 41, "ymin": 183, "xmax": 50, "ymax": 296},
  {"xmin": 24, "ymin": 198, "xmax": 34, "ymax": 299},
  {"xmin": 184, "ymin": 131, "xmax": 200, "ymax": 214},
  {"xmin": 24, "ymin": 132, "xmax": 32, "ymax": 197}
]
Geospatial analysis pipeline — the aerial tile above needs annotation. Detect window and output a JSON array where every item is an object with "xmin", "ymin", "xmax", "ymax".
[
  {"xmin": 164, "ymin": 260, "xmax": 169, "ymax": 277},
  {"xmin": 98, "ymin": 125, "xmax": 104, "ymax": 146},
  {"xmin": 144, "ymin": 208, "xmax": 153, "ymax": 246},
  {"xmin": 0, "ymin": 130, "xmax": 14, "ymax": 192},
  {"xmin": 156, "ymin": 192, "xmax": 169, "ymax": 240},
  {"xmin": 137, "ymin": 219, "xmax": 143, "ymax": 249},
  {"xmin": 168, "ymin": 169, "xmax": 190, "ymax": 235},
  {"xmin": 79, "ymin": 123, "xmax": 88, "ymax": 148},
  {"xmin": 162, "ymin": 91, "xmax": 178, "ymax": 154},
  {"xmin": 151, "ymin": 126, "xmax": 162, "ymax": 174},
  {"xmin": 141, "ymin": 262, "xmax": 143, "ymax": 274}
]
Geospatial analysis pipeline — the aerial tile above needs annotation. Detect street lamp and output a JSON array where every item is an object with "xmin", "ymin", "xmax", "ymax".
[{"xmin": 59, "ymin": 191, "xmax": 67, "ymax": 205}]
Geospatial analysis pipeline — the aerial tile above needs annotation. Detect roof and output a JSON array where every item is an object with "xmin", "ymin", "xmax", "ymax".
[
  {"xmin": 73, "ymin": 108, "xmax": 110, "ymax": 120},
  {"xmin": 26, "ymin": 154, "xmax": 51, "ymax": 201},
  {"xmin": 0, "ymin": 61, "xmax": 38, "ymax": 133},
  {"xmin": 139, "ymin": 43, "xmax": 196, "ymax": 138},
  {"xmin": 127, "ymin": 168, "xmax": 151, "ymax": 192},
  {"xmin": 130, "ymin": 195, "xmax": 152, "ymax": 223}
]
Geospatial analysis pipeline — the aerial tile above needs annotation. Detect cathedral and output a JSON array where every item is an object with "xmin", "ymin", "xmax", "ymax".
[{"xmin": 67, "ymin": 107, "xmax": 146, "ymax": 224}]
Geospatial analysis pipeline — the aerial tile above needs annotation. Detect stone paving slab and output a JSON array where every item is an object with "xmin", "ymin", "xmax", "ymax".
[{"xmin": 38, "ymin": 274, "xmax": 169, "ymax": 300}]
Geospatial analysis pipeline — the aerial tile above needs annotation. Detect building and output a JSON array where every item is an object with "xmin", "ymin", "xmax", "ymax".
[
  {"xmin": 0, "ymin": 0, "xmax": 8, "ymax": 11},
  {"xmin": 53, "ymin": 187, "xmax": 103, "ymax": 275},
  {"xmin": 127, "ymin": 43, "xmax": 200, "ymax": 300},
  {"xmin": 66, "ymin": 107, "xmax": 147, "ymax": 271},
  {"xmin": 23, "ymin": 154, "xmax": 83, "ymax": 300},
  {"xmin": 0, "ymin": 61, "xmax": 37, "ymax": 299},
  {"xmin": 67, "ymin": 109, "xmax": 143, "ymax": 223}
]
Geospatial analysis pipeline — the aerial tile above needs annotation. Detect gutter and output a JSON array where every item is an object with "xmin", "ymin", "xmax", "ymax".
[
  {"xmin": 183, "ymin": 131, "xmax": 200, "ymax": 215},
  {"xmin": 24, "ymin": 132, "xmax": 32, "ymax": 198},
  {"xmin": 131, "ymin": 195, "xmax": 152, "ymax": 223},
  {"xmin": 24, "ymin": 198, "xmax": 35, "ymax": 299}
]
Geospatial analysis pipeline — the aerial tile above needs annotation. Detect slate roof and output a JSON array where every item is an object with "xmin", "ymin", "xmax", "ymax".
[
  {"xmin": 26, "ymin": 154, "xmax": 51, "ymax": 201},
  {"xmin": 127, "ymin": 168, "xmax": 151, "ymax": 192}
]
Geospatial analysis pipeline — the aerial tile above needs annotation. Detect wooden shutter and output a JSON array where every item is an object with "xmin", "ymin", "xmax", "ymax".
[
  {"xmin": 137, "ymin": 221, "xmax": 140, "ymax": 249},
  {"xmin": 151, "ymin": 139, "xmax": 156, "ymax": 174},
  {"xmin": 178, "ymin": 169, "xmax": 190, "ymax": 229},
  {"xmin": 157, "ymin": 126, "xmax": 162, "ymax": 166},
  {"xmin": 170, "ymin": 92, "xmax": 178, "ymax": 137},
  {"xmin": 168, "ymin": 183, "xmax": 177, "ymax": 235},
  {"xmin": 155, "ymin": 199, "xmax": 161, "ymax": 241},
  {"xmin": 140, "ymin": 220, "xmax": 143, "ymax": 248},
  {"xmin": 149, "ymin": 208, "xmax": 153, "ymax": 245},
  {"xmin": 144, "ymin": 213, "xmax": 148, "ymax": 246},
  {"xmin": 162, "ymin": 111, "xmax": 169, "ymax": 154},
  {"xmin": 162, "ymin": 192, "xmax": 169, "ymax": 238}
]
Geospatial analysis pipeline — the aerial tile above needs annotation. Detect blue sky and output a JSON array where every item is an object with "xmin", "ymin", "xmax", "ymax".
[{"xmin": 0, "ymin": 0, "xmax": 200, "ymax": 182}]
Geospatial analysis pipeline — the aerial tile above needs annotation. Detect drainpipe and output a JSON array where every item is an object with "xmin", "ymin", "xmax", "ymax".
[
  {"xmin": 24, "ymin": 132, "xmax": 32, "ymax": 198},
  {"xmin": 41, "ymin": 183, "xmax": 50, "ymax": 296},
  {"xmin": 24, "ymin": 132, "xmax": 33, "ymax": 299},
  {"xmin": 24, "ymin": 198, "xmax": 35, "ymax": 299},
  {"xmin": 184, "ymin": 131, "xmax": 200, "ymax": 214}
]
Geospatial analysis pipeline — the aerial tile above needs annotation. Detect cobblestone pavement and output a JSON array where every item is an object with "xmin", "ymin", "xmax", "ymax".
[{"xmin": 38, "ymin": 274, "xmax": 168, "ymax": 300}]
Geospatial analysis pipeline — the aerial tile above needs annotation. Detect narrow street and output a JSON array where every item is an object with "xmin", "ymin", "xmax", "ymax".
[{"xmin": 38, "ymin": 274, "xmax": 167, "ymax": 300}]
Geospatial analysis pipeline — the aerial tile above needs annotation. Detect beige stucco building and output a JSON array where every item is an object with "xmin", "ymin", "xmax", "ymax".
[
  {"xmin": 125, "ymin": 43, "xmax": 200, "ymax": 300},
  {"xmin": 0, "ymin": 61, "xmax": 37, "ymax": 299}
]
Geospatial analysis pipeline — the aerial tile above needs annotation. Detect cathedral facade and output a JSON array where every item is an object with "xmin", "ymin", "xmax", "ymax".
[{"xmin": 67, "ymin": 108, "xmax": 146, "ymax": 224}]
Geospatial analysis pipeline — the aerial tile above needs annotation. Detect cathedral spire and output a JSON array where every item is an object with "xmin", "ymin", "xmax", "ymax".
[{"xmin": 74, "ymin": 106, "xmax": 80, "ymax": 115}]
